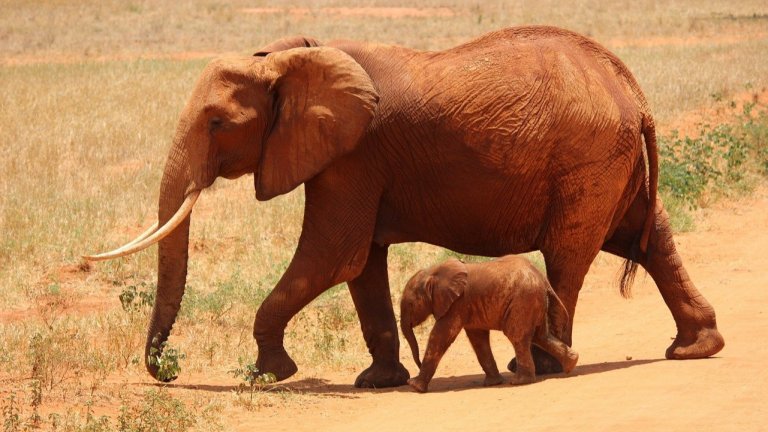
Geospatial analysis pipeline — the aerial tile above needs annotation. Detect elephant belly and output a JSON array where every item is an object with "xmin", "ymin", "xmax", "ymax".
[{"xmin": 373, "ymin": 181, "xmax": 549, "ymax": 257}]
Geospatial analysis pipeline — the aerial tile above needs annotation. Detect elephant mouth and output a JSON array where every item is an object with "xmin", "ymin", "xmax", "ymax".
[{"xmin": 82, "ymin": 189, "xmax": 201, "ymax": 261}]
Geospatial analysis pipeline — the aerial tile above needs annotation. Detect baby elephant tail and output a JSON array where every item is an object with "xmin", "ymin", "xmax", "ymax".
[{"xmin": 546, "ymin": 285, "xmax": 570, "ymax": 326}]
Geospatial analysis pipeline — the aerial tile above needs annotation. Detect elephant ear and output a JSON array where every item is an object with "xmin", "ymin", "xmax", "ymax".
[
  {"xmin": 256, "ymin": 47, "xmax": 379, "ymax": 200},
  {"xmin": 430, "ymin": 259, "xmax": 468, "ymax": 320},
  {"xmin": 254, "ymin": 36, "xmax": 322, "ymax": 56}
]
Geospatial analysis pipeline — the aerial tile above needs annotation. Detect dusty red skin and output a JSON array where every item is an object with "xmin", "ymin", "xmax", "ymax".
[
  {"xmin": 94, "ymin": 26, "xmax": 723, "ymax": 387},
  {"xmin": 401, "ymin": 256, "xmax": 579, "ymax": 393}
]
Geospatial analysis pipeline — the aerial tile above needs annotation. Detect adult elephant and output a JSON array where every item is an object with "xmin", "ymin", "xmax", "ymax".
[{"xmin": 85, "ymin": 26, "xmax": 724, "ymax": 388}]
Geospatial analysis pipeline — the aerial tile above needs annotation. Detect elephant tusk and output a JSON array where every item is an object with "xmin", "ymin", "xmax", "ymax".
[
  {"xmin": 124, "ymin": 222, "xmax": 160, "ymax": 247},
  {"xmin": 83, "ymin": 190, "xmax": 200, "ymax": 261}
]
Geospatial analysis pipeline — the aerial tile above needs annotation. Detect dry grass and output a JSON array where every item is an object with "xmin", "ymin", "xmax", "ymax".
[{"xmin": 1, "ymin": 0, "xmax": 767, "ymax": 428}]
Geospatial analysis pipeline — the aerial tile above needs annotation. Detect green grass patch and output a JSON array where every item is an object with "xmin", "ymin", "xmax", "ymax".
[{"xmin": 659, "ymin": 102, "xmax": 768, "ymax": 230}]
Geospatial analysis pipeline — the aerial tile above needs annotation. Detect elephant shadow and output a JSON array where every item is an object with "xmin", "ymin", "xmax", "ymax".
[
  {"xmin": 400, "ymin": 357, "xmax": 667, "ymax": 394},
  {"xmin": 156, "ymin": 358, "xmax": 667, "ymax": 396}
]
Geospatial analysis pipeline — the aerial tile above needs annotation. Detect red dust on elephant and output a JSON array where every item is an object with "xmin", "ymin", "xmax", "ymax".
[{"xmin": 85, "ymin": 26, "xmax": 724, "ymax": 388}]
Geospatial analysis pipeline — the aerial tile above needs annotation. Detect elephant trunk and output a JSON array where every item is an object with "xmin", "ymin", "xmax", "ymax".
[
  {"xmin": 401, "ymin": 313, "xmax": 422, "ymax": 369},
  {"xmin": 145, "ymin": 142, "xmax": 196, "ymax": 382}
]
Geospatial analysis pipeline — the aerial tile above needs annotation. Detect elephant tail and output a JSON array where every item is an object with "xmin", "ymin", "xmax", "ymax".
[
  {"xmin": 620, "ymin": 114, "xmax": 658, "ymax": 298},
  {"xmin": 639, "ymin": 114, "xmax": 658, "ymax": 255}
]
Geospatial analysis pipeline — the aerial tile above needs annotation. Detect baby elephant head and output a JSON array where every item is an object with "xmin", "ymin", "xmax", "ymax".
[{"xmin": 400, "ymin": 259, "xmax": 468, "ymax": 368}]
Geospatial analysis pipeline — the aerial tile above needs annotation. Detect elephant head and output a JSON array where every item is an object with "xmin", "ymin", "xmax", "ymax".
[
  {"xmin": 400, "ymin": 259, "xmax": 468, "ymax": 368},
  {"xmin": 84, "ymin": 46, "xmax": 379, "ymax": 381}
]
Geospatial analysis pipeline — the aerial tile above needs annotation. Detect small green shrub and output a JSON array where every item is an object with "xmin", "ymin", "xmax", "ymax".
[
  {"xmin": 2, "ymin": 393, "xmax": 21, "ymax": 432},
  {"xmin": 230, "ymin": 359, "xmax": 277, "ymax": 388},
  {"xmin": 117, "ymin": 389, "xmax": 204, "ymax": 432},
  {"xmin": 147, "ymin": 337, "xmax": 185, "ymax": 382},
  {"xmin": 229, "ymin": 358, "xmax": 280, "ymax": 410},
  {"xmin": 658, "ymin": 104, "xmax": 768, "ymax": 230},
  {"xmin": 740, "ymin": 103, "xmax": 768, "ymax": 174},
  {"xmin": 119, "ymin": 283, "xmax": 155, "ymax": 313}
]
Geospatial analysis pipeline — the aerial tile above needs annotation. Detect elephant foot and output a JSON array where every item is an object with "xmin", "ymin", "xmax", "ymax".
[
  {"xmin": 407, "ymin": 377, "xmax": 428, "ymax": 393},
  {"xmin": 508, "ymin": 351, "xmax": 562, "ymax": 375},
  {"xmin": 561, "ymin": 349, "xmax": 579, "ymax": 374},
  {"xmin": 483, "ymin": 373, "xmax": 504, "ymax": 387},
  {"xmin": 354, "ymin": 361, "xmax": 410, "ymax": 388},
  {"xmin": 665, "ymin": 327, "xmax": 725, "ymax": 360},
  {"xmin": 255, "ymin": 348, "xmax": 298, "ymax": 382},
  {"xmin": 509, "ymin": 373, "xmax": 536, "ymax": 386}
]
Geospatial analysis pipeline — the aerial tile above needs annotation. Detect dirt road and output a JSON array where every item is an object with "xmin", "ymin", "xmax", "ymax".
[{"xmin": 217, "ymin": 186, "xmax": 768, "ymax": 431}]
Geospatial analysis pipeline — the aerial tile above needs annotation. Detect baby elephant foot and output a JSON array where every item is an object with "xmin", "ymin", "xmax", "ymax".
[
  {"xmin": 407, "ymin": 377, "xmax": 429, "ymax": 393},
  {"xmin": 509, "ymin": 373, "xmax": 536, "ymax": 386},
  {"xmin": 561, "ymin": 349, "xmax": 579, "ymax": 374},
  {"xmin": 483, "ymin": 373, "xmax": 504, "ymax": 387}
]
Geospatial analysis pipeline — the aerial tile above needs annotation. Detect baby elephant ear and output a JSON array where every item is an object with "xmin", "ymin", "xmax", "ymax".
[{"xmin": 431, "ymin": 259, "xmax": 468, "ymax": 319}]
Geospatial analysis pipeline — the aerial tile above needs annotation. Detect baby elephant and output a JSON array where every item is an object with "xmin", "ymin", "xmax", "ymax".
[{"xmin": 400, "ymin": 256, "xmax": 578, "ymax": 393}]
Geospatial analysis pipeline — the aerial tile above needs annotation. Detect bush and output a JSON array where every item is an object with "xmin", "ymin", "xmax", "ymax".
[{"xmin": 658, "ymin": 103, "xmax": 768, "ymax": 230}]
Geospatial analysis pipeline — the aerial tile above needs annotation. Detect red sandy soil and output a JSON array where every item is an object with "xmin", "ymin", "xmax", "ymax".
[
  {"xmin": 17, "ymin": 183, "xmax": 765, "ymax": 431},
  {"xmin": 212, "ymin": 183, "xmax": 765, "ymax": 431}
]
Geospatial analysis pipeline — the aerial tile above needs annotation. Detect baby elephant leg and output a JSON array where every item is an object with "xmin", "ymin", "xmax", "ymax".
[
  {"xmin": 408, "ymin": 317, "xmax": 463, "ymax": 393},
  {"xmin": 507, "ymin": 332, "xmax": 537, "ymax": 385},
  {"xmin": 465, "ymin": 329, "xmax": 503, "ymax": 386},
  {"xmin": 534, "ymin": 327, "xmax": 579, "ymax": 373}
]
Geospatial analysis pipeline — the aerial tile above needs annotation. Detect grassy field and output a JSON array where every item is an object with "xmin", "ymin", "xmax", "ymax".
[{"xmin": 1, "ymin": 1, "xmax": 767, "ymax": 430}]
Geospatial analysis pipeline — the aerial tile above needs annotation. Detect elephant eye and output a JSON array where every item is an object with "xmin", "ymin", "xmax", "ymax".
[{"xmin": 208, "ymin": 116, "xmax": 224, "ymax": 132}]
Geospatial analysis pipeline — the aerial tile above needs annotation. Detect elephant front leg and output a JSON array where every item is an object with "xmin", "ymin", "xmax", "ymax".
[
  {"xmin": 253, "ymin": 242, "xmax": 379, "ymax": 381},
  {"xmin": 253, "ymin": 260, "xmax": 333, "ymax": 381},
  {"xmin": 252, "ymin": 175, "xmax": 384, "ymax": 383},
  {"xmin": 348, "ymin": 243, "xmax": 409, "ymax": 388},
  {"xmin": 408, "ymin": 317, "xmax": 463, "ymax": 393}
]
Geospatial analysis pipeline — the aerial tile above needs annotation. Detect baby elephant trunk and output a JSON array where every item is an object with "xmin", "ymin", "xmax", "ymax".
[{"xmin": 401, "ymin": 316, "xmax": 422, "ymax": 369}]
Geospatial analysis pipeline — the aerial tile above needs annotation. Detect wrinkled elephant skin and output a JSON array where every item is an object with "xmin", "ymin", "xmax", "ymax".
[
  {"xmin": 87, "ymin": 26, "xmax": 723, "ymax": 387},
  {"xmin": 401, "ymin": 256, "xmax": 579, "ymax": 393}
]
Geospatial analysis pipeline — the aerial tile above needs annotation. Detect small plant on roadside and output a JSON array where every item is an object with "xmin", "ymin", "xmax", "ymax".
[
  {"xmin": 117, "ymin": 389, "xmax": 195, "ymax": 432},
  {"xmin": 114, "ymin": 388, "xmax": 223, "ymax": 432},
  {"xmin": 229, "ymin": 358, "xmax": 278, "ymax": 409},
  {"xmin": 147, "ymin": 336, "xmax": 186, "ymax": 382},
  {"xmin": 2, "ymin": 393, "xmax": 21, "ymax": 432},
  {"xmin": 119, "ymin": 283, "xmax": 155, "ymax": 313},
  {"xmin": 26, "ymin": 379, "xmax": 42, "ymax": 429},
  {"xmin": 658, "ymin": 103, "xmax": 768, "ymax": 232}
]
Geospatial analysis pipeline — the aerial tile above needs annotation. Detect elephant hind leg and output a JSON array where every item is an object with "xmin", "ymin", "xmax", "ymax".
[
  {"xmin": 533, "ymin": 325, "xmax": 579, "ymax": 374},
  {"xmin": 507, "ymin": 332, "xmax": 537, "ymax": 385},
  {"xmin": 348, "ymin": 243, "xmax": 409, "ymax": 388},
  {"xmin": 465, "ymin": 329, "xmax": 503, "ymax": 386},
  {"xmin": 604, "ymin": 196, "xmax": 724, "ymax": 360},
  {"xmin": 507, "ymin": 234, "xmax": 605, "ymax": 375}
]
